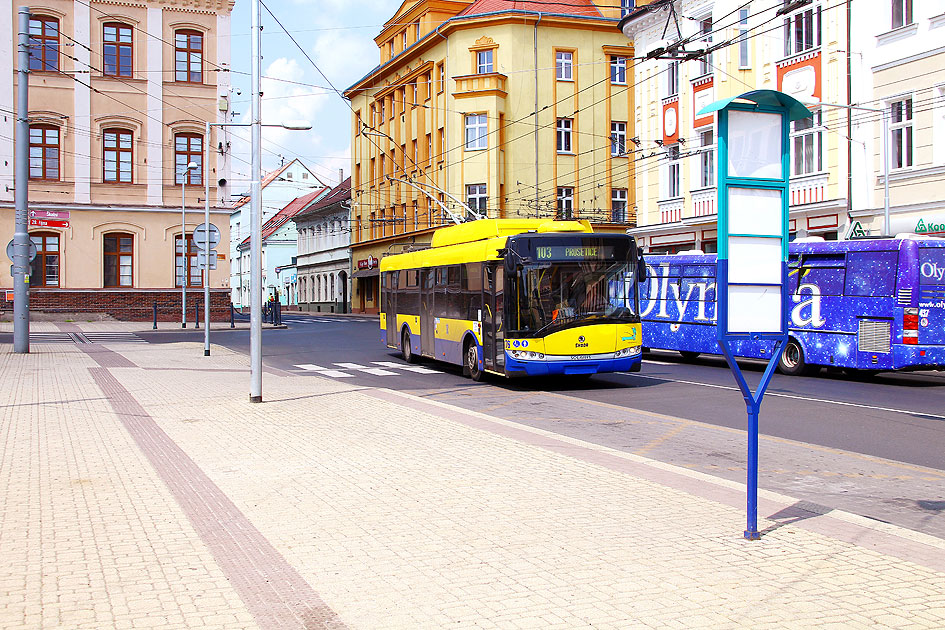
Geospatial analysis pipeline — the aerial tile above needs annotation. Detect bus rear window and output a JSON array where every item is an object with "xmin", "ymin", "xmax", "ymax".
[
  {"xmin": 844, "ymin": 251, "xmax": 898, "ymax": 297},
  {"xmin": 919, "ymin": 249, "xmax": 945, "ymax": 285}
]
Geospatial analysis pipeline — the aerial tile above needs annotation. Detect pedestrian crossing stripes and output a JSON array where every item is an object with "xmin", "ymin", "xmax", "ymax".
[
  {"xmin": 83, "ymin": 332, "xmax": 148, "ymax": 344},
  {"xmin": 28, "ymin": 333, "xmax": 74, "ymax": 344},
  {"xmin": 293, "ymin": 361, "xmax": 440, "ymax": 378},
  {"xmin": 284, "ymin": 317, "xmax": 376, "ymax": 325}
]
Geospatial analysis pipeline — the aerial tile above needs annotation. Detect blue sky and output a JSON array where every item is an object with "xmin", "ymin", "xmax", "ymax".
[{"xmin": 227, "ymin": 0, "xmax": 402, "ymax": 189}]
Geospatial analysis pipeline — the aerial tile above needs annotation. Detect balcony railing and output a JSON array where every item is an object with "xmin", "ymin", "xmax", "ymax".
[
  {"xmin": 453, "ymin": 72, "xmax": 508, "ymax": 98},
  {"xmin": 789, "ymin": 172, "xmax": 828, "ymax": 206},
  {"xmin": 657, "ymin": 198, "xmax": 684, "ymax": 223},
  {"xmin": 691, "ymin": 187, "xmax": 716, "ymax": 217}
]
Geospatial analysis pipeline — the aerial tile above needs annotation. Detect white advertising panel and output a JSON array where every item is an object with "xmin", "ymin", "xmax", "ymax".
[
  {"xmin": 729, "ymin": 187, "xmax": 782, "ymax": 236},
  {"xmin": 727, "ymin": 110, "xmax": 782, "ymax": 179},
  {"xmin": 728, "ymin": 237, "xmax": 782, "ymax": 284},
  {"xmin": 727, "ymin": 285, "xmax": 782, "ymax": 333}
]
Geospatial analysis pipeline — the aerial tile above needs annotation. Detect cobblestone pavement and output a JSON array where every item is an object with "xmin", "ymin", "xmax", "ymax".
[{"xmin": 1, "ymin": 322, "xmax": 944, "ymax": 629}]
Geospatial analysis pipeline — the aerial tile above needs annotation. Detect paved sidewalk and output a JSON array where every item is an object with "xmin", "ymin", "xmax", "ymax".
[{"xmin": 1, "ymin": 322, "xmax": 944, "ymax": 629}]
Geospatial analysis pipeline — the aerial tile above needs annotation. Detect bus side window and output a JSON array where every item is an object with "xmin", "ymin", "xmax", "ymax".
[
  {"xmin": 465, "ymin": 263, "xmax": 483, "ymax": 320},
  {"xmin": 845, "ymin": 251, "xmax": 898, "ymax": 297}
]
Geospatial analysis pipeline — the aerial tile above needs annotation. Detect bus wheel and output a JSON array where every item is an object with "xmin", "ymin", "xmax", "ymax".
[
  {"xmin": 679, "ymin": 351, "xmax": 700, "ymax": 361},
  {"xmin": 401, "ymin": 329, "xmax": 417, "ymax": 364},
  {"xmin": 778, "ymin": 339, "xmax": 811, "ymax": 376},
  {"xmin": 465, "ymin": 340, "xmax": 484, "ymax": 381}
]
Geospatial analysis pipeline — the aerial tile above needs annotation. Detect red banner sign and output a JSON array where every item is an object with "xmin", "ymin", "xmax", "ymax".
[
  {"xmin": 29, "ymin": 218, "xmax": 70, "ymax": 229},
  {"xmin": 357, "ymin": 255, "xmax": 378, "ymax": 270}
]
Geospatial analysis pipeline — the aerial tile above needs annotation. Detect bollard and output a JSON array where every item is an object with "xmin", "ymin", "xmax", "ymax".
[
  {"xmin": 153, "ymin": 302, "xmax": 158, "ymax": 329},
  {"xmin": 275, "ymin": 301, "xmax": 282, "ymax": 326},
  {"xmin": 230, "ymin": 303, "xmax": 235, "ymax": 328},
  {"xmin": 195, "ymin": 302, "xmax": 200, "ymax": 329}
]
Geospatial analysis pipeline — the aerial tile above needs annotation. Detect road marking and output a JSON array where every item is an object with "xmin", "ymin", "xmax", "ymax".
[
  {"xmin": 372, "ymin": 361, "xmax": 439, "ymax": 374},
  {"xmin": 643, "ymin": 359, "xmax": 677, "ymax": 366},
  {"xmin": 334, "ymin": 362, "xmax": 397, "ymax": 376},
  {"xmin": 293, "ymin": 364, "xmax": 355, "ymax": 378},
  {"xmin": 629, "ymin": 373, "xmax": 945, "ymax": 421}
]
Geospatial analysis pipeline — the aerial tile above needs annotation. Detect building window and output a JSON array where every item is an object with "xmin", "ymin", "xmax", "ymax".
[
  {"xmin": 791, "ymin": 110, "xmax": 823, "ymax": 176},
  {"xmin": 556, "ymin": 118, "xmax": 573, "ymax": 153},
  {"xmin": 892, "ymin": 0, "xmax": 913, "ymax": 29},
  {"xmin": 437, "ymin": 62, "xmax": 445, "ymax": 92},
  {"xmin": 467, "ymin": 184, "xmax": 487, "ymax": 216},
  {"xmin": 555, "ymin": 51, "xmax": 573, "ymax": 81},
  {"xmin": 465, "ymin": 114, "xmax": 487, "ymax": 150},
  {"xmin": 620, "ymin": 0, "xmax": 633, "ymax": 18},
  {"xmin": 175, "ymin": 30, "xmax": 203, "ymax": 83},
  {"xmin": 667, "ymin": 61, "xmax": 679, "ymax": 97},
  {"xmin": 610, "ymin": 56, "xmax": 627, "ymax": 85},
  {"xmin": 28, "ymin": 16, "xmax": 59, "ymax": 72},
  {"xmin": 699, "ymin": 129, "xmax": 715, "ymax": 188},
  {"xmin": 611, "ymin": 189, "xmax": 628, "ymax": 223},
  {"xmin": 890, "ymin": 98, "xmax": 913, "ymax": 169},
  {"xmin": 667, "ymin": 144, "xmax": 681, "ymax": 199},
  {"xmin": 698, "ymin": 17, "xmax": 712, "ymax": 77},
  {"xmin": 103, "ymin": 233, "xmax": 133, "ymax": 287},
  {"xmin": 29, "ymin": 125, "xmax": 59, "ymax": 181},
  {"xmin": 103, "ymin": 22, "xmax": 133, "ymax": 77},
  {"xmin": 783, "ymin": 6, "xmax": 821, "ymax": 57},
  {"xmin": 426, "ymin": 133, "xmax": 433, "ymax": 164},
  {"xmin": 738, "ymin": 8, "xmax": 750, "ymax": 68},
  {"xmin": 30, "ymin": 232, "xmax": 59, "ymax": 287},
  {"xmin": 175, "ymin": 235, "xmax": 202, "ymax": 288},
  {"xmin": 476, "ymin": 50, "xmax": 493, "ymax": 74},
  {"xmin": 611, "ymin": 121, "xmax": 627, "ymax": 157},
  {"xmin": 174, "ymin": 133, "xmax": 203, "ymax": 185},
  {"xmin": 103, "ymin": 128, "xmax": 133, "ymax": 183},
  {"xmin": 557, "ymin": 187, "xmax": 573, "ymax": 220}
]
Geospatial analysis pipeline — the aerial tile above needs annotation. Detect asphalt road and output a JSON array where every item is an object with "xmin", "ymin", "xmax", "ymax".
[{"xmin": 142, "ymin": 312, "xmax": 945, "ymax": 539}]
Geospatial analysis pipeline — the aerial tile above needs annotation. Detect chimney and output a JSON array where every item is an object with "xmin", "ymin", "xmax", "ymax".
[{"xmin": 338, "ymin": 168, "xmax": 344, "ymax": 185}]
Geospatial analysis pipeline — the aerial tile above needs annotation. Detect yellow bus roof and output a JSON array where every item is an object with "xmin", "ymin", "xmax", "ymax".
[{"xmin": 380, "ymin": 219, "xmax": 595, "ymax": 272}]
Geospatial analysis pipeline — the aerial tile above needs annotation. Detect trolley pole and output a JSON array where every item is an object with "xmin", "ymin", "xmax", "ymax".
[{"xmin": 13, "ymin": 7, "xmax": 31, "ymax": 354}]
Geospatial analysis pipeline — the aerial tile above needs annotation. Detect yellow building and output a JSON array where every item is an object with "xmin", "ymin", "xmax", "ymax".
[
  {"xmin": 344, "ymin": 0, "xmax": 636, "ymax": 313},
  {"xmin": 1, "ymin": 0, "xmax": 234, "ymax": 320},
  {"xmin": 620, "ymin": 0, "xmax": 852, "ymax": 253}
]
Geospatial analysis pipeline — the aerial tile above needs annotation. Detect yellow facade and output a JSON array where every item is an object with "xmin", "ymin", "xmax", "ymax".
[
  {"xmin": 1, "ymin": 0, "xmax": 234, "ymax": 318},
  {"xmin": 345, "ymin": 0, "xmax": 635, "ymax": 311}
]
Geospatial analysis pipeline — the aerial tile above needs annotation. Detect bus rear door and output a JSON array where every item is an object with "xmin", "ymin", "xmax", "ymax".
[{"xmin": 385, "ymin": 271, "xmax": 397, "ymax": 347}]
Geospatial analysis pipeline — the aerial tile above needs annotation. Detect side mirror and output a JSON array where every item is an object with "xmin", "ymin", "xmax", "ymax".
[{"xmin": 636, "ymin": 254, "xmax": 648, "ymax": 283}]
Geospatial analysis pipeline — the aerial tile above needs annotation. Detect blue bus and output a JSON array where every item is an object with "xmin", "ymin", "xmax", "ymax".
[{"xmin": 640, "ymin": 236, "xmax": 945, "ymax": 375}]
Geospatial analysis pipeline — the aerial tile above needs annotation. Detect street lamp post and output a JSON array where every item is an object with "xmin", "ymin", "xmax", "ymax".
[{"xmin": 181, "ymin": 161, "xmax": 198, "ymax": 328}]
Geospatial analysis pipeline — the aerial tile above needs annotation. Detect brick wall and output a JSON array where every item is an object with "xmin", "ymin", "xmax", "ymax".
[{"xmin": 1, "ymin": 289, "xmax": 233, "ymax": 322}]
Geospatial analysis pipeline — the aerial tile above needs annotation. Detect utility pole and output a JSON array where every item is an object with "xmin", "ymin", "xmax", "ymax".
[
  {"xmin": 13, "ymin": 7, "xmax": 31, "ymax": 354},
  {"xmin": 249, "ymin": 0, "xmax": 263, "ymax": 402}
]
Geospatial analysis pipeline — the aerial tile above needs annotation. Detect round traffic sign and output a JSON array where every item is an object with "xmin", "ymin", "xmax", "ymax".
[{"xmin": 192, "ymin": 223, "xmax": 221, "ymax": 250}]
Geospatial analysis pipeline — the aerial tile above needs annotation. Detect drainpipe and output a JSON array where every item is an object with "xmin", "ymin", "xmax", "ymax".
[
  {"xmin": 435, "ymin": 24, "xmax": 449, "ymax": 218},
  {"xmin": 534, "ymin": 13, "xmax": 542, "ymax": 217},
  {"xmin": 845, "ymin": 0, "xmax": 852, "ymax": 236}
]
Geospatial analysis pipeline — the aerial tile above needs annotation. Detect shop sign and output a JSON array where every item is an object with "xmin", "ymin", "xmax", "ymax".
[
  {"xmin": 890, "ymin": 215, "xmax": 945, "ymax": 236},
  {"xmin": 358, "ymin": 255, "xmax": 378, "ymax": 270}
]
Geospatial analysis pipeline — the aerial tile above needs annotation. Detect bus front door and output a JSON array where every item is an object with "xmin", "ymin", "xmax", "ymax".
[
  {"xmin": 420, "ymin": 268, "xmax": 434, "ymax": 357},
  {"xmin": 482, "ymin": 265, "xmax": 504, "ymax": 371}
]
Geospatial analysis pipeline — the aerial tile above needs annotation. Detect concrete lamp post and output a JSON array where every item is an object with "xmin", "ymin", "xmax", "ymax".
[{"xmin": 181, "ymin": 161, "xmax": 199, "ymax": 328}]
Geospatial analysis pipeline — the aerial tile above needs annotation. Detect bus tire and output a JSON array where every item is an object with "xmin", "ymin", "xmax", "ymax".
[
  {"xmin": 679, "ymin": 351, "xmax": 700, "ymax": 361},
  {"xmin": 465, "ymin": 339, "xmax": 484, "ymax": 381},
  {"xmin": 401, "ymin": 328, "xmax": 418, "ymax": 364},
  {"xmin": 778, "ymin": 338, "xmax": 812, "ymax": 376}
]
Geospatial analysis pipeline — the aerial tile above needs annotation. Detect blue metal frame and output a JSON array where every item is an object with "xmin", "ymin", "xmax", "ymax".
[{"xmin": 706, "ymin": 92, "xmax": 811, "ymax": 540}]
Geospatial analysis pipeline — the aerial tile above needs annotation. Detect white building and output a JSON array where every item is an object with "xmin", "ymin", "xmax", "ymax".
[
  {"xmin": 229, "ymin": 158, "xmax": 325, "ymax": 307},
  {"xmin": 293, "ymin": 176, "xmax": 352, "ymax": 313}
]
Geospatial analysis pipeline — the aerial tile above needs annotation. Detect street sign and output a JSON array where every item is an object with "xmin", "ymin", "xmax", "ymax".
[
  {"xmin": 698, "ymin": 90, "xmax": 812, "ymax": 541},
  {"xmin": 29, "ymin": 218, "xmax": 70, "ymax": 229},
  {"xmin": 197, "ymin": 250, "xmax": 217, "ymax": 270},
  {"xmin": 6, "ymin": 238, "xmax": 37, "ymax": 262},
  {"xmin": 193, "ymin": 223, "xmax": 221, "ymax": 250},
  {"xmin": 29, "ymin": 209, "xmax": 70, "ymax": 220}
]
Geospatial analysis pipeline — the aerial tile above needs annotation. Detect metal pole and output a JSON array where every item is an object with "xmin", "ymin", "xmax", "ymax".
[
  {"xmin": 745, "ymin": 402, "xmax": 760, "ymax": 540},
  {"xmin": 13, "ymin": 7, "xmax": 31, "ymax": 354},
  {"xmin": 181, "ymin": 175, "xmax": 187, "ymax": 328},
  {"xmin": 249, "ymin": 0, "xmax": 263, "ymax": 402},
  {"xmin": 882, "ymin": 110, "xmax": 890, "ymax": 236},
  {"xmin": 204, "ymin": 121, "xmax": 211, "ymax": 355}
]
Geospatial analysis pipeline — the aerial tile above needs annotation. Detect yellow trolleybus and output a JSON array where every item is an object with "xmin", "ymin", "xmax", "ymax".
[{"xmin": 380, "ymin": 219, "xmax": 645, "ymax": 380}]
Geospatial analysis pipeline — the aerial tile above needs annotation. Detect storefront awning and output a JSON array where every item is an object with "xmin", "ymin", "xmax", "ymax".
[{"xmin": 351, "ymin": 268, "xmax": 380, "ymax": 279}]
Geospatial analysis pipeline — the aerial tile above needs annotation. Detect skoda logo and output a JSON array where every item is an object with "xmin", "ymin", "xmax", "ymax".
[{"xmin": 578, "ymin": 335, "xmax": 585, "ymax": 343}]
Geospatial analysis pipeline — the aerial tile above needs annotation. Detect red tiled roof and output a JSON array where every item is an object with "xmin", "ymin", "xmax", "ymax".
[
  {"xmin": 458, "ymin": 0, "xmax": 601, "ymax": 17},
  {"xmin": 238, "ymin": 188, "xmax": 326, "ymax": 249},
  {"xmin": 230, "ymin": 162, "xmax": 293, "ymax": 210},
  {"xmin": 294, "ymin": 177, "xmax": 351, "ymax": 220}
]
